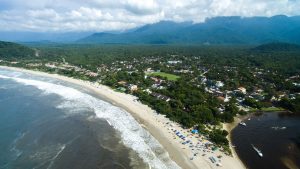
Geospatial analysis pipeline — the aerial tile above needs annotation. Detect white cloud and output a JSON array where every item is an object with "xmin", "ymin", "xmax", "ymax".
[{"xmin": 0, "ymin": 0, "xmax": 299, "ymax": 32}]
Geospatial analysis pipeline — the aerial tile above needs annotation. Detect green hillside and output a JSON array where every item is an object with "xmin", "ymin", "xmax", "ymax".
[
  {"xmin": 252, "ymin": 42, "xmax": 300, "ymax": 52},
  {"xmin": 0, "ymin": 41, "xmax": 35, "ymax": 59}
]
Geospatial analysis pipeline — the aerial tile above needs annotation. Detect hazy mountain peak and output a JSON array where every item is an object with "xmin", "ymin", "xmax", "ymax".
[{"xmin": 78, "ymin": 16, "xmax": 300, "ymax": 44}]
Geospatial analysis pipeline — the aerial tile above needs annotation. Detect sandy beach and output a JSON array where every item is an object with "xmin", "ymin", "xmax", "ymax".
[
  {"xmin": 223, "ymin": 115, "xmax": 250, "ymax": 169},
  {"xmin": 0, "ymin": 66, "xmax": 246, "ymax": 169}
]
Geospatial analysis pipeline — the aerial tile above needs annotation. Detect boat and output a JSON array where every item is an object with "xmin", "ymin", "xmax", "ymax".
[
  {"xmin": 239, "ymin": 122, "xmax": 246, "ymax": 126},
  {"xmin": 271, "ymin": 126, "xmax": 287, "ymax": 130},
  {"xmin": 251, "ymin": 144, "xmax": 263, "ymax": 157}
]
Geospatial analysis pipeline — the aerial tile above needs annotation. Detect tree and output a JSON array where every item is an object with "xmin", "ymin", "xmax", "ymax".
[{"xmin": 243, "ymin": 97, "xmax": 262, "ymax": 109}]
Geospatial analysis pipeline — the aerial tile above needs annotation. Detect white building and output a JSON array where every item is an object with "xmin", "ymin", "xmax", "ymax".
[
  {"xmin": 216, "ymin": 81, "xmax": 224, "ymax": 88},
  {"xmin": 238, "ymin": 87, "xmax": 247, "ymax": 94}
]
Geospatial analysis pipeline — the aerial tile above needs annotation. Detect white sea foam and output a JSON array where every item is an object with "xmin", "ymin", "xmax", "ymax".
[
  {"xmin": 0, "ymin": 74, "xmax": 180, "ymax": 169},
  {"xmin": 0, "ymin": 74, "xmax": 10, "ymax": 79}
]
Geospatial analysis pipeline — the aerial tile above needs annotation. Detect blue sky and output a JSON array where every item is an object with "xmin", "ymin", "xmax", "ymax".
[{"xmin": 0, "ymin": 0, "xmax": 299, "ymax": 32}]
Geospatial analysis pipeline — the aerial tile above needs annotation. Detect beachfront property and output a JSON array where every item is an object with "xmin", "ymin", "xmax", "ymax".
[
  {"xmin": 128, "ymin": 84, "xmax": 138, "ymax": 92},
  {"xmin": 237, "ymin": 87, "xmax": 247, "ymax": 94},
  {"xmin": 151, "ymin": 92, "xmax": 171, "ymax": 102}
]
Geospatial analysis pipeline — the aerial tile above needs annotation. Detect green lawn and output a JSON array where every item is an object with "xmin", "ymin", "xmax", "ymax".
[
  {"xmin": 149, "ymin": 72, "xmax": 180, "ymax": 81},
  {"xmin": 249, "ymin": 107, "xmax": 285, "ymax": 112},
  {"xmin": 261, "ymin": 107, "xmax": 285, "ymax": 112}
]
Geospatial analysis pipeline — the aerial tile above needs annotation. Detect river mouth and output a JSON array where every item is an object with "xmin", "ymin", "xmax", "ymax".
[{"xmin": 231, "ymin": 112, "xmax": 300, "ymax": 169}]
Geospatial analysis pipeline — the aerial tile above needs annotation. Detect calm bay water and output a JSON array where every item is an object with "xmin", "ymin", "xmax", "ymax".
[
  {"xmin": 0, "ymin": 68, "xmax": 179, "ymax": 169},
  {"xmin": 232, "ymin": 112, "xmax": 300, "ymax": 169}
]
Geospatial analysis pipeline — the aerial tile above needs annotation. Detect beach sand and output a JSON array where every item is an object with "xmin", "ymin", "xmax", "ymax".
[
  {"xmin": 0, "ymin": 66, "xmax": 246, "ymax": 169},
  {"xmin": 223, "ymin": 116, "xmax": 249, "ymax": 169}
]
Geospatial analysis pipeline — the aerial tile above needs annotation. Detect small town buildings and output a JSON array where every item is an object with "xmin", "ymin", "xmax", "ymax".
[
  {"xmin": 45, "ymin": 63, "xmax": 57, "ymax": 68},
  {"xmin": 237, "ymin": 87, "xmax": 247, "ymax": 94},
  {"xmin": 215, "ymin": 81, "xmax": 224, "ymax": 88},
  {"xmin": 151, "ymin": 92, "xmax": 171, "ymax": 102},
  {"xmin": 167, "ymin": 60, "xmax": 182, "ymax": 64},
  {"xmin": 86, "ymin": 71, "xmax": 98, "ymax": 77},
  {"xmin": 128, "ymin": 84, "xmax": 138, "ymax": 92},
  {"xmin": 118, "ymin": 81, "xmax": 127, "ymax": 86},
  {"xmin": 26, "ymin": 63, "xmax": 42, "ymax": 67},
  {"xmin": 145, "ymin": 68, "xmax": 154, "ymax": 73},
  {"xmin": 144, "ymin": 89, "xmax": 152, "ymax": 94}
]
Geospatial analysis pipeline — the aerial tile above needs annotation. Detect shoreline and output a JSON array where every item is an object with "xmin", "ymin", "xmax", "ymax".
[
  {"xmin": 0, "ymin": 66, "xmax": 246, "ymax": 169},
  {"xmin": 223, "ymin": 115, "xmax": 251, "ymax": 169}
]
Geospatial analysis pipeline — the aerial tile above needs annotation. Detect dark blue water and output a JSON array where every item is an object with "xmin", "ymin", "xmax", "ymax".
[
  {"xmin": 0, "ymin": 70, "xmax": 147, "ymax": 169},
  {"xmin": 232, "ymin": 112, "xmax": 300, "ymax": 169}
]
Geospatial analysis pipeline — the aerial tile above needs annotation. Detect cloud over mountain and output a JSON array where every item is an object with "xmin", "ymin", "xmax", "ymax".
[{"xmin": 0, "ymin": 0, "xmax": 299, "ymax": 32}]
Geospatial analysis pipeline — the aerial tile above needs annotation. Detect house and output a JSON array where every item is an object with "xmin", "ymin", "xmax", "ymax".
[
  {"xmin": 143, "ymin": 89, "xmax": 152, "ymax": 94},
  {"xmin": 200, "ymin": 77, "xmax": 207, "ymax": 83},
  {"xmin": 145, "ymin": 68, "xmax": 154, "ymax": 73},
  {"xmin": 151, "ymin": 77, "xmax": 163, "ymax": 84},
  {"xmin": 215, "ymin": 81, "xmax": 224, "ymax": 88},
  {"xmin": 151, "ymin": 92, "xmax": 171, "ymax": 102},
  {"xmin": 293, "ymin": 83, "xmax": 300, "ymax": 87},
  {"xmin": 118, "ymin": 81, "xmax": 127, "ymax": 86},
  {"xmin": 214, "ymin": 91, "xmax": 225, "ymax": 97},
  {"xmin": 128, "ymin": 84, "xmax": 138, "ymax": 92},
  {"xmin": 45, "ymin": 63, "xmax": 57, "ymax": 68},
  {"xmin": 224, "ymin": 94, "xmax": 231, "ymax": 102},
  {"xmin": 167, "ymin": 60, "xmax": 182, "ymax": 64},
  {"xmin": 26, "ymin": 63, "xmax": 42, "ymax": 67},
  {"xmin": 86, "ymin": 71, "xmax": 98, "ymax": 77},
  {"xmin": 237, "ymin": 87, "xmax": 247, "ymax": 94}
]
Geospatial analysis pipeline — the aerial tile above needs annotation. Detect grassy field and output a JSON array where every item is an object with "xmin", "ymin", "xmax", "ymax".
[
  {"xmin": 261, "ymin": 107, "xmax": 285, "ymax": 112},
  {"xmin": 149, "ymin": 72, "xmax": 180, "ymax": 81},
  {"xmin": 249, "ymin": 107, "xmax": 285, "ymax": 112}
]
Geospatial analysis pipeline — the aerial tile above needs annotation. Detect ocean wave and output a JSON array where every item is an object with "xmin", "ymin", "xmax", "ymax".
[
  {"xmin": 10, "ymin": 132, "xmax": 26, "ymax": 160},
  {"xmin": 0, "ymin": 74, "xmax": 180, "ymax": 169}
]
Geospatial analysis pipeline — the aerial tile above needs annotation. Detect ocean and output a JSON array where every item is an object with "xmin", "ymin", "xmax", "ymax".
[
  {"xmin": 232, "ymin": 112, "xmax": 300, "ymax": 169},
  {"xmin": 0, "ymin": 68, "xmax": 179, "ymax": 169}
]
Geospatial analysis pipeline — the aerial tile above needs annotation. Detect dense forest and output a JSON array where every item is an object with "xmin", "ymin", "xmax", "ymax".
[
  {"xmin": 33, "ymin": 44, "xmax": 300, "ymax": 75},
  {"xmin": 0, "ymin": 41, "xmax": 35, "ymax": 59}
]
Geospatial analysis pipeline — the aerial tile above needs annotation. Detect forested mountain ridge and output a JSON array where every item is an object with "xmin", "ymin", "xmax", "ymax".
[
  {"xmin": 252, "ymin": 42, "xmax": 300, "ymax": 52},
  {"xmin": 79, "ymin": 15, "xmax": 300, "ymax": 44},
  {"xmin": 0, "ymin": 41, "xmax": 35, "ymax": 59}
]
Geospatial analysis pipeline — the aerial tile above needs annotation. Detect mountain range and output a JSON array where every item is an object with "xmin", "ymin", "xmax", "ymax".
[
  {"xmin": 0, "ymin": 32, "xmax": 92, "ymax": 43},
  {"xmin": 80, "ymin": 15, "xmax": 300, "ymax": 44},
  {"xmin": 0, "ymin": 15, "xmax": 300, "ymax": 44}
]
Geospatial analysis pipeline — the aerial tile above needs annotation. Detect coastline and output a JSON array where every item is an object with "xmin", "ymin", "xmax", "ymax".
[
  {"xmin": 0, "ymin": 66, "xmax": 246, "ymax": 169},
  {"xmin": 223, "ymin": 115, "xmax": 251, "ymax": 169}
]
